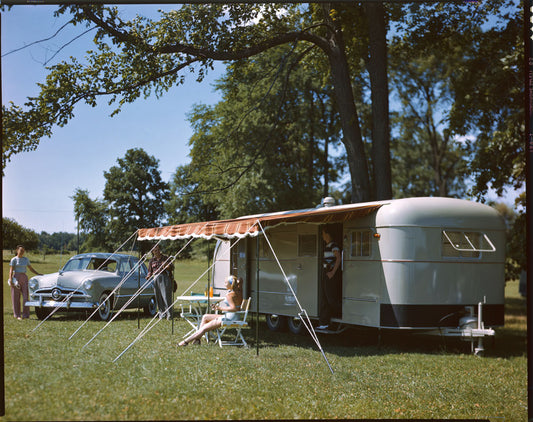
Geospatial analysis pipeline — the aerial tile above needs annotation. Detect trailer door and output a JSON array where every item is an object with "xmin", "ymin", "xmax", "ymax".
[
  {"xmin": 295, "ymin": 224, "xmax": 320, "ymax": 316},
  {"xmin": 342, "ymin": 227, "xmax": 380, "ymax": 327}
]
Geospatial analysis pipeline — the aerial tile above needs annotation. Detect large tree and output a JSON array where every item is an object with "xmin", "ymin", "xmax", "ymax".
[
  {"xmin": 2, "ymin": 3, "xmax": 391, "ymax": 202},
  {"xmin": 3, "ymin": 2, "xmax": 521, "ymax": 206},
  {"xmin": 389, "ymin": 41, "xmax": 470, "ymax": 198},
  {"xmin": 390, "ymin": 0, "xmax": 523, "ymax": 200},
  {"xmin": 182, "ymin": 43, "xmax": 344, "ymax": 217},
  {"xmin": 103, "ymin": 148, "xmax": 169, "ymax": 249}
]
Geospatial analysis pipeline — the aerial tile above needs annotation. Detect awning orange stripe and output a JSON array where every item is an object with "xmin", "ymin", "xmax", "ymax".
[{"xmin": 137, "ymin": 204, "xmax": 381, "ymax": 240}]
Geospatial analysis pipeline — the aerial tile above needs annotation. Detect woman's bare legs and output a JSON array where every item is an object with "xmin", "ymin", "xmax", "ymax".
[{"xmin": 178, "ymin": 314, "xmax": 222, "ymax": 346}]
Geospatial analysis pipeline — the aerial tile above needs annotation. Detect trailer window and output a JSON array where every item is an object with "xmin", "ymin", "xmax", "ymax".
[
  {"xmin": 298, "ymin": 234, "xmax": 317, "ymax": 257},
  {"xmin": 350, "ymin": 230, "xmax": 371, "ymax": 257},
  {"xmin": 441, "ymin": 230, "xmax": 496, "ymax": 258}
]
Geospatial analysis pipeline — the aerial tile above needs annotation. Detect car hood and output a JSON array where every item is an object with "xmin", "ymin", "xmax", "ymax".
[{"xmin": 32, "ymin": 270, "xmax": 111, "ymax": 289}]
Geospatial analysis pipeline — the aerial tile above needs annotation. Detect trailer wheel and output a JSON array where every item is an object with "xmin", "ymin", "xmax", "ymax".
[
  {"xmin": 266, "ymin": 314, "xmax": 287, "ymax": 332},
  {"xmin": 287, "ymin": 316, "xmax": 304, "ymax": 335}
]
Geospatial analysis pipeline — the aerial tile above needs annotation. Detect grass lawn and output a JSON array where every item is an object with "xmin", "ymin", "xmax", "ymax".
[{"xmin": 2, "ymin": 251, "xmax": 527, "ymax": 420}]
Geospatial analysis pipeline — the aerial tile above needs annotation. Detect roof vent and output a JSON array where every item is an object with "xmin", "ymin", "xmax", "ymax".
[{"xmin": 322, "ymin": 197, "xmax": 335, "ymax": 207}]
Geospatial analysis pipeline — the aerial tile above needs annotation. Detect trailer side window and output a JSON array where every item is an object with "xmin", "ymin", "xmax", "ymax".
[
  {"xmin": 441, "ymin": 230, "xmax": 496, "ymax": 258},
  {"xmin": 298, "ymin": 234, "xmax": 317, "ymax": 257},
  {"xmin": 350, "ymin": 230, "xmax": 371, "ymax": 257}
]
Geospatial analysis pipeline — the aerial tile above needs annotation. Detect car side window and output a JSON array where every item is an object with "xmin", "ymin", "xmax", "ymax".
[
  {"xmin": 136, "ymin": 260, "xmax": 148, "ymax": 277},
  {"xmin": 106, "ymin": 261, "xmax": 117, "ymax": 272},
  {"xmin": 89, "ymin": 258, "xmax": 117, "ymax": 272},
  {"xmin": 119, "ymin": 259, "xmax": 133, "ymax": 274}
]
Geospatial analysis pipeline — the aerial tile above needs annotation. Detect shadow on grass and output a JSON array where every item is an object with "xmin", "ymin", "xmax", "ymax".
[
  {"xmin": 506, "ymin": 297, "xmax": 526, "ymax": 316},
  {"xmin": 244, "ymin": 297, "xmax": 526, "ymax": 360},
  {"xmin": 31, "ymin": 295, "xmax": 527, "ymax": 360},
  {"xmin": 32, "ymin": 309, "xmax": 157, "ymax": 322},
  {"xmin": 246, "ymin": 321, "xmax": 526, "ymax": 359}
]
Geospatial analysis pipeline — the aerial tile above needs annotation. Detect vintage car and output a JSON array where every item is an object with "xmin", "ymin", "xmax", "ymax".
[{"xmin": 26, "ymin": 252, "xmax": 157, "ymax": 321}]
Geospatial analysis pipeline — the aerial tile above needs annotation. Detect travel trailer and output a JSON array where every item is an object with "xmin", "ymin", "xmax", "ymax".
[{"xmin": 138, "ymin": 197, "xmax": 506, "ymax": 354}]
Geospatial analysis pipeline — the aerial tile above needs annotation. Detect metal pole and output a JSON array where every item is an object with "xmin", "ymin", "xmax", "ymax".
[
  {"xmin": 256, "ymin": 235, "xmax": 260, "ymax": 356},
  {"xmin": 525, "ymin": 1, "xmax": 532, "ymax": 418},
  {"xmin": 137, "ymin": 255, "xmax": 141, "ymax": 330},
  {"xmin": 77, "ymin": 214, "xmax": 80, "ymax": 255},
  {"xmin": 171, "ymin": 272, "xmax": 174, "ymax": 336},
  {"xmin": 207, "ymin": 239, "xmax": 211, "ymax": 310}
]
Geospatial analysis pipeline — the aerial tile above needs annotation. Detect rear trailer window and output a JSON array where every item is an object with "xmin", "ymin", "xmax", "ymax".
[{"xmin": 441, "ymin": 230, "xmax": 496, "ymax": 258}]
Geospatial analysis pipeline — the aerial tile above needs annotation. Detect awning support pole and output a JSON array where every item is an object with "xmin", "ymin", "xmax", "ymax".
[
  {"xmin": 112, "ymin": 230, "xmax": 253, "ymax": 362},
  {"xmin": 257, "ymin": 221, "xmax": 334, "ymax": 374},
  {"xmin": 256, "ymin": 234, "xmax": 260, "ymax": 356}
]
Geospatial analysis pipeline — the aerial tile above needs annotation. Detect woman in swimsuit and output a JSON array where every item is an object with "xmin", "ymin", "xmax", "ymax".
[{"xmin": 178, "ymin": 275, "xmax": 243, "ymax": 346}]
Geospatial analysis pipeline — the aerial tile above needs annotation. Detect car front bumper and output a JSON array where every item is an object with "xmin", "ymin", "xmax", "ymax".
[{"xmin": 25, "ymin": 300, "xmax": 96, "ymax": 310}]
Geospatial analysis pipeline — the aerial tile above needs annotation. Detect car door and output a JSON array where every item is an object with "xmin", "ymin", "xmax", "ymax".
[{"xmin": 116, "ymin": 257, "xmax": 140, "ymax": 308}]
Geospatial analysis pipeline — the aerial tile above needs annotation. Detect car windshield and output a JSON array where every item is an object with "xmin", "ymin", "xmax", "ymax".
[{"xmin": 62, "ymin": 257, "xmax": 118, "ymax": 272}]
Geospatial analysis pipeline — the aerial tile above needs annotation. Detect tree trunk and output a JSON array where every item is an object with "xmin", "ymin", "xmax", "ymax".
[
  {"xmin": 364, "ymin": 2, "xmax": 392, "ymax": 200},
  {"xmin": 324, "ymin": 7, "xmax": 371, "ymax": 203}
]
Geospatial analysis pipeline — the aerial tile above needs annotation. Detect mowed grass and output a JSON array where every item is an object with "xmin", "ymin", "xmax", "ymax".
[{"xmin": 2, "ymin": 251, "xmax": 527, "ymax": 421}]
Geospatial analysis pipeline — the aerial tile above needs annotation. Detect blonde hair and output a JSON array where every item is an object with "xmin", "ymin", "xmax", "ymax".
[{"xmin": 227, "ymin": 275, "xmax": 243, "ymax": 295}]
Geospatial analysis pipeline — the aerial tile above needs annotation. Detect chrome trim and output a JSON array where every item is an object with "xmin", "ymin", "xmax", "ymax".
[
  {"xmin": 257, "ymin": 290, "xmax": 294, "ymax": 296},
  {"xmin": 25, "ymin": 301, "xmax": 96, "ymax": 309},
  {"xmin": 30, "ymin": 291, "xmax": 92, "ymax": 300},
  {"xmin": 344, "ymin": 297, "xmax": 377, "ymax": 303}
]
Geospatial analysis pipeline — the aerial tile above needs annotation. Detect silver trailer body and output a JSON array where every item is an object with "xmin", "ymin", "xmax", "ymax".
[{"xmin": 212, "ymin": 197, "xmax": 505, "ymax": 341}]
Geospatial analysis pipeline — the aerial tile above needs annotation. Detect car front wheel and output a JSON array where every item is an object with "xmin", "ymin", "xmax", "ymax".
[
  {"xmin": 35, "ymin": 307, "xmax": 52, "ymax": 320},
  {"xmin": 97, "ymin": 292, "xmax": 112, "ymax": 321},
  {"xmin": 144, "ymin": 297, "xmax": 157, "ymax": 317}
]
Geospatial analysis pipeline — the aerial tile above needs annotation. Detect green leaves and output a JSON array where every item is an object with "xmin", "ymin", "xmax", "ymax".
[
  {"xmin": 71, "ymin": 149, "xmax": 169, "ymax": 252},
  {"xmin": 103, "ymin": 148, "xmax": 170, "ymax": 236}
]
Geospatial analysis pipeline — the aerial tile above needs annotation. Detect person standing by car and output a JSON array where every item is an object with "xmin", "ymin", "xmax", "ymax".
[
  {"xmin": 317, "ymin": 228, "xmax": 342, "ymax": 330},
  {"xmin": 8, "ymin": 245, "xmax": 42, "ymax": 320},
  {"xmin": 147, "ymin": 245, "xmax": 174, "ymax": 320}
]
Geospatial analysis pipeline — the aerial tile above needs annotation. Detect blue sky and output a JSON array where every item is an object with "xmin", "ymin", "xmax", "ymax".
[{"xmin": 2, "ymin": 5, "xmax": 224, "ymax": 234}]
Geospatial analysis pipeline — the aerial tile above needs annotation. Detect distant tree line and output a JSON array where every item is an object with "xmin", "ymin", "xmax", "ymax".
[{"xmin": 2, "ymin": 217, "xmax": 77, "ymax": 255}]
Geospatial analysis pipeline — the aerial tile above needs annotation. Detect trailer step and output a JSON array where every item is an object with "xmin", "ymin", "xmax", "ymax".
[{"xmin": 315, "ymin": 322, "xmax": 347, "ymax": 334}]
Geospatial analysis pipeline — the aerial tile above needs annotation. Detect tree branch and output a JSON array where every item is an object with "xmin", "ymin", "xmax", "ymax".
[{"xmin": 80, "ymin": 5, "xmax": 331, "ymax": 61}]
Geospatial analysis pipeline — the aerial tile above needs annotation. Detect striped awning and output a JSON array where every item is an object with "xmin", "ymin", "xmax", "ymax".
[{"xmin": 137, "ymin": 203, "xmax": 382, "ymax": 241}]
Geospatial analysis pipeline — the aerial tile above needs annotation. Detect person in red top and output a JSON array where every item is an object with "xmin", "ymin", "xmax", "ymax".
[{"xmin": 147, "ymin": 245, "xmax": 174, "ymax": 320}]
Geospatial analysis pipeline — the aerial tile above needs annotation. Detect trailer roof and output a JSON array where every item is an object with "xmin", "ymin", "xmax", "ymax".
[{"xmin": 137, "ymin": 203, "xmax": 382, "ymax": 240}]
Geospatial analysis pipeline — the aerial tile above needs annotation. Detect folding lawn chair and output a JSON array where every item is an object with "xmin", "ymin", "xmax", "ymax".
[{"xmin": 215, "ymin": 297, "xmax": 251, "ymax": 347}]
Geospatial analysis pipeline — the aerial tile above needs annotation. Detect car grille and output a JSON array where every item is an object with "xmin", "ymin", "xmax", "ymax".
[{"xmin": 32, "ymin": 287, "xmax": 89, "ymax": 302}]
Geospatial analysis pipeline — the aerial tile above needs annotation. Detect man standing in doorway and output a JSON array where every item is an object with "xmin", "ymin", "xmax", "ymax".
[
  {"xmin": 317, "ymin": 228, "xmax": 342, "ymax": 330},
  {"xmin": 147, "ymin": 245, "xmax": 174, "ymax": 320}
]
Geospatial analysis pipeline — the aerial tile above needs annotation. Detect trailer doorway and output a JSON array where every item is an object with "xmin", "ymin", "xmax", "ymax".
[{"xmin": 318, "ymin": 223, "xmax": 344, "ymax": 325}]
